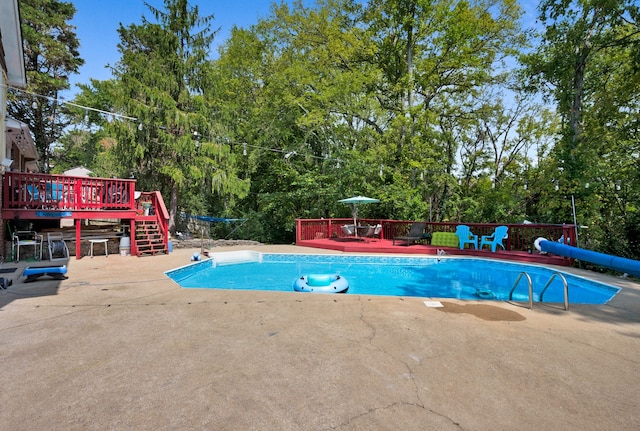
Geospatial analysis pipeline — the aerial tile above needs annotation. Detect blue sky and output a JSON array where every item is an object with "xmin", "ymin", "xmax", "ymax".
[
  {"xmin": 66, "ymin": 0, "xmax": 541, "ymax": 99},
  {"xmin": 66, "ymin": 0, "xmax": 278, "ymax": 97}
]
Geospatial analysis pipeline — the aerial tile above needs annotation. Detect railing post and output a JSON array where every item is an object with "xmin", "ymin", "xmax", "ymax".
[
  {"xmin": 74, "ymin": 180, "xmax": 82, "ymax": 210},
  {"xmin": 128, "ymin": 183, "xmax": 135, "ymax": 209},
  {"xmin": 130, "ymin": 219, "xmax": 137, "ymax": 256},
  {"xmin": 295, "ymin": 219, "xmax": 301, "ymax": 242},
  {"xmin": 75, "ymin": 219, "xmax": 82, "ymax": 259}
]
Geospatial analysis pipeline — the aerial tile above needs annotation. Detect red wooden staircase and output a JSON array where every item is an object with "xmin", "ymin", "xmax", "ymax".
[
  {"xmin": 134, "ymin": 219, "xmax": 167, "ymax": 256},
  {"xmin": 131, "ymin": 191, "xmax": 170, "ymax": 257}
]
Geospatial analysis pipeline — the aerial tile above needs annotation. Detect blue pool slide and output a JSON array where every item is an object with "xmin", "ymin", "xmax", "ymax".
[{"xmin": 539, "ymin": 240, "xmax": 640, "ymax": 277}]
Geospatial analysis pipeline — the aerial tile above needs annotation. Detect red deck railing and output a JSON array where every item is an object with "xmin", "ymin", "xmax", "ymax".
[
  {"xmin": 296, "ymin": 219, "xmax": 577, "ymax": 251},
  {"xmin": 3, "ymin": 172, "xmax": 136, "ymax": 211}
]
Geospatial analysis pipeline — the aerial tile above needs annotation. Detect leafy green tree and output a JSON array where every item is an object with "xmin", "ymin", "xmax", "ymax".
[
  {"xmin": 45, "ymin": 0, "xmax": 587, "ymax": 246},
  {"xmin": 7, "ymin": 0, "xmax": 84, "ymax": 172},
  {"xmin": 364, "ymin": 0, "xmax": 528, "ymax": 221},
  {"xmin": 523, "ymin": 0, "xmax": 639, "ymax": 184},
  {"xmin": 523, "ymin": 0, "xmax": 640, "ymax": 255},
  {"xmin": 206, "ymin": 0, "xmax": 384, "ymax": 241},
  {"xmin": 453, "ymin": 95, "xmax": 558, "ymax": 223},
  {"xmin": 201, "ymin": 0, "xmax": 534, "ymax": 240}
]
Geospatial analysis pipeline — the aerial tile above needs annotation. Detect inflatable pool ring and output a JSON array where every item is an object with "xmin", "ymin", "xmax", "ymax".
[
  {"xmin": 293, "ymin": 274, "xmax": 349, "ymax": 293},
  {"xmin": 534, "ymin": 237, "xmax": 548, "ymax": 252}
]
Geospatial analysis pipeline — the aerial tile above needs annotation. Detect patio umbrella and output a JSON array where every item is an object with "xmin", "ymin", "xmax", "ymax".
[{"xmin": 339, "ymin": 195, "xmax": 380, "ymax": 234}]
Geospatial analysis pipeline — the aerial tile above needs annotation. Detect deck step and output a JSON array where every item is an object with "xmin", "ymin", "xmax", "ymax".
[{"xmin": 134, "ymin": 219, "xmax": 167, "ymax": 256}]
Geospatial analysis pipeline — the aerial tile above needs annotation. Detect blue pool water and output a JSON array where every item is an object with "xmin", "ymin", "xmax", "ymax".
[{"xmin": 165, "ymin": 252, "xmax": 620, "ymax": 304}]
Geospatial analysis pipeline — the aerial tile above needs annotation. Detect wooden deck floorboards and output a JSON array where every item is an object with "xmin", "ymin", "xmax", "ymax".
[{"xmin": 296, "ymin": 238, "xmax": 571, "ymax": 266}]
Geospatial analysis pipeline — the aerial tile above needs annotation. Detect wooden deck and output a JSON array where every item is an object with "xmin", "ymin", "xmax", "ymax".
[
  {"xmin": 2, "ymin": 172, "xmax": 170, "ymax": 258},
  {"xmin": 296, "ymin": 238, "xmax": 571, "ymax": 266}
]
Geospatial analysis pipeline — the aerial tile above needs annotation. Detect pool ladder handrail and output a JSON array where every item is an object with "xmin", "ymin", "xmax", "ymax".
[
  {"xmin": 509, "ymin": 272, "xmax": 533, "ymax": 309},
  {"xmin": 540, "ymin": 272, "xmax": 569, "ymax": 311},
  {"xmin": 508, "ymin": 271, "xmax": 569, "ymax": 310}
]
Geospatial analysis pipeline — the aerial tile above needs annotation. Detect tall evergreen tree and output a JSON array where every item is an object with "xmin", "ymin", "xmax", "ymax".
[
  {"xmin": 6, "ymin": 0, "xmax": 84, "ymax": 172},
  {"xmin": 108, "ymin": 0, "xmax": 248, "ymax": 232}
]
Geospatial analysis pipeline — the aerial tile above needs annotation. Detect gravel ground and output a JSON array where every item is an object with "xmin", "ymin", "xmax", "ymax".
[{"xmin": 171, "ymin": 238, "xmax": 263, "ymax": 249}]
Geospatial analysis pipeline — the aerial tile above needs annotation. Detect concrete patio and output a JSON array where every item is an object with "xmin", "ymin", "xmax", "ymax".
[{"xmin": 1, "ymin": 244, "xmax": 639, "ymax": 430}]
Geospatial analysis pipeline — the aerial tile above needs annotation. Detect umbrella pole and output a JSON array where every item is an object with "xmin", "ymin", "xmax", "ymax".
[
  {"xmin": 351, "ymin": 204, "xmax": 358, "ymax": 236},
  {"xmin": 339, "ymin": 197, "xmax": 380, "ymax": 237}
]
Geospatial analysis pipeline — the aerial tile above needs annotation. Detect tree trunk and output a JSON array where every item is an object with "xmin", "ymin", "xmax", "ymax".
[
  {"xmin": 570, "ymin": 47, "xmax": 590, "ymax": 149},
  {"xmin": 569, "ymin": 7, "xmax": 599, "ymax": 150},
  {"xmin": 168, "ymin": 179, "xmax": 179, "ymax": 234},
  {"xmin": 406, "ymin": 3, "xmax": 416, "ymax": 147}
]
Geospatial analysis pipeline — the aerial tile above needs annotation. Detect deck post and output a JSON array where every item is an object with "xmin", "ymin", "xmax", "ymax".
[
  {"xmin": 75, "ymin": 219, "xmax": 82, "ymax": 259},
  {"xmin": 130, "ymin": 219, "xmax": 136, "ymax": 256}
]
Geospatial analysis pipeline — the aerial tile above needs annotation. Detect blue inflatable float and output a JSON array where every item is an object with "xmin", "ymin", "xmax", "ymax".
[
  {"xmin": 23, "ymin": 265, "xmax": 68, "ymax": 283},
  {"xmin": 293, "ymin": 274, "xmax": 349, "ymax": 293},
  {"xmin": 537, "ymin": 239, "xmax": 640, "ymax": 277}
]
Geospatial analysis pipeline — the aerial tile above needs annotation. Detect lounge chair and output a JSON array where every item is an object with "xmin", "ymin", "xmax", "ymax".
[
  {"xmin": 455, "ymin": 225, "xmax": 478, "ymax": 250},
  {"xmin": 393, "ymin": 222, "xmax": 427, "ymax": 246},
  {"xmin": 479, "ymin": 225, "xmax": 508, "ymax": 252}
]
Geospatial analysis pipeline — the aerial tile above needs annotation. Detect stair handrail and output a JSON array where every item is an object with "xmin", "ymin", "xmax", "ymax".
[
  {"xmin": 539, "ymin": 272, "xmax": 569, "ymax": 311},
  {"xmin": 509, "ymin": 272, "xmax": 534, "ymax": 309},
  {"xmin": 150, "ymin": 191, "xmax": 169, "ymax": 245}
]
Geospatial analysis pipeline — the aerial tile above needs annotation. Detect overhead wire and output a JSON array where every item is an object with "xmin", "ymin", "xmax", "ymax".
[
  {"xmin": 3, "ymin": 84, "xmax": 139, "ymax": 122},
  {"xmin": 5, "ymin": 85, "xmax": 388, "ymax": 172}
]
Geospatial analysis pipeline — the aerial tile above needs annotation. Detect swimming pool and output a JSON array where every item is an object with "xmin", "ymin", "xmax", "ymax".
[{"xmin": 165, "ymin": 251, "xmax": 621, "ymax": 304}]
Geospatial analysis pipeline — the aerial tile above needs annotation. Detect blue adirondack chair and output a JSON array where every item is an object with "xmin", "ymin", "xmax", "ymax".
[
  {"xmin": 45, "ymin": 182, "xmax": 64, "ymax": 201},
  {"xmin": 480, "ymin": 226, "xmax": 509, "ymax": 252},
  {"xmin": 455, "ymin": 225, "xmax": 478, "ymax": 250},
  {"xmin": 26, "ymin": 185, "xmax": 41, "ymax": 202}
]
